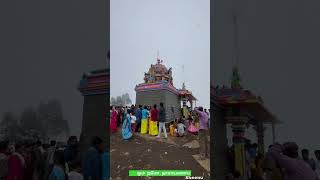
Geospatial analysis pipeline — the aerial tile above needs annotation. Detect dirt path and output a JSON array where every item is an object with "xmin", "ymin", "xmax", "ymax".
[{"xmin": 110, "ymin": 130, "xmax": 210, "ymax": 180}]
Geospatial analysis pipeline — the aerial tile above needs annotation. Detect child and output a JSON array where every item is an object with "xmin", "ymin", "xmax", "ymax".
[
  {"xmin": 130, "ymin": 111, "xmax": 137, "ymax": 133},
  {"xmin": 176, "ymin": 120, "xmax": 186, "ymax": 137},
  {"xmin": 169, "ymin": 121, "xmax": 175, "ymax": 137},
  {"xmin": 67, "ymin": 161, "xmax": 84, "ymax": 180},
  {"xmin": 49, "ymin": 151, "xmax": 66, "ymax": 180},
  {"xmin": 187, "ymin": 118, "xmax": 198, "ymax": 135},
  {"xmin": 101, "ymin": 150, "xmax": 109, "ymax": 180}
]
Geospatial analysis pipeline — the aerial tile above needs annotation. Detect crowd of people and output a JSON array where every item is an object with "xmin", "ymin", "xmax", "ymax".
[
  {"xmin": 0, "ymin": 136, "xmax": 109, "ymax": 180},
  {"xmin": 227, "ymin": 141, "xmax": 320, "ymax": 180},
  {"xmin": 110, "ymin": 102, "xmax": 210, "ymax": 160}
]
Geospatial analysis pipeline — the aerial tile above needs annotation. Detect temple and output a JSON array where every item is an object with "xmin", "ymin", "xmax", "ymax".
[
  {"xmin": 78, "ymin": 52, "xmax": 109, "ymax": 150},
  {"xmin": 135, "ymin": 58, "xmax": 196, "ymax": 122}
]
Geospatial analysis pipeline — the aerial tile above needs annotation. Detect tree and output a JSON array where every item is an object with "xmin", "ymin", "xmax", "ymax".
[
  {"xmin": 37, "ymin": 99, "xmax": 69, "ymax": 138},
  {"xmin": 122, "ymin": 93, "xmax": 132, "ymax": 105},
  {"xmin": 111, "ymin": 97, "xmax": 116, "ymax": 106},
  {"xmin": 116, "ymin": 96, "xmax": 123, "ymax": 106},
  {"xmin": 21, "ymin": 107, "xmax": 41, "ymax": 131},
  {"xmin": 0, "ymin": 112, "xmax": 20, "ymax": 140},
  {"xmin": 111, "ymin": 93, "xmax": 132, "ymax": 106}
]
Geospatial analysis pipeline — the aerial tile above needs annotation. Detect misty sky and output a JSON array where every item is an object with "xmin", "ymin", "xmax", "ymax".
[
  {"xmin": 213, "ymin": 0, "xmax": 320, "ymax": 150},
  {"xmin": 110, "ymin": 0, "xmax": 210, "ymax": 109},
  {"xmin": 0, "ymin": 1, "xmax": 108, "ymax": 136}
]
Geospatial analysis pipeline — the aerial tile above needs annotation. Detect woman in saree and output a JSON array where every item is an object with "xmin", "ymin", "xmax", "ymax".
[
  {"xmin": 122, "ymin": 109, "xmax": 133, "ymax": 140},
  {"xmin": 187, "ymin": 113, "xmax": 199, "ymax": 135},
  {"xmin": 149, "ymin": 104, "xmax": 159, "ymax": 136},
  {"xmin": 140, "ymin": 106, "xmax": 149, "ymax": 134},
  {"xmin": 110, "ymin": 106, "xmax": 118, "ymax": 133}
]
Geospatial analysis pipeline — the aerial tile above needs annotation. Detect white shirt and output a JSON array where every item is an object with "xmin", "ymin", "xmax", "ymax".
[
  {"xmin": 68, "ymin": 171, "xmax": 84, "ymax": 180},
  {"xmin": 131, "ymin": 115, "xmax": 136, "ymax": 124},
  {"xmin": 177, "ymin": 123, "xmax": 185, "ymax": 135},
  {"xmin": 47, "ymin": 146, "xmax": 56, "ymax": 165}
]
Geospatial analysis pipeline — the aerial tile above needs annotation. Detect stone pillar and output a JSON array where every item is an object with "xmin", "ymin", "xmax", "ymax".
[
  {"xmin": 227, "ymin": 116, "xmax": 248, "ymax": 177},
  {"xmin": 255, "ymin": 122, "xmax": 265, "ymax": 155}
]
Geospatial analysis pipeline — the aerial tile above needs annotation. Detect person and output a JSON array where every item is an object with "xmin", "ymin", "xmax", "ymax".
[
  {"xmin": 0, "ymin": 141, "xmax": 8, "ymax": 180},
  {"xmin": 169, "ymin": 121, "xmax": 176, "ymax": 137},
  {"xmin": 83, "ymin": 136, "xmax": 103, "ymax": 180},
  {"xmin": 314, "ymin": 150, "xmax": 320, "ymax": 178},
  {"xmin": 176, "ymin": 119, "xmax": 186, "ymax": 137},
  {"xmin": 157, "ymin": 102, "xmax": 168, "ymax": 138},
  {"xmin": 45, "ymin": 140, "xmax": 57, "ymax": 178},
  {"xmin": 22, "ymin": 143, "xmax": 34, "ymax": 180},
  {"xmin": 208, "ymin": 109, "xmax": 210, "ymax": 128},
  {"xmin": 33, "ymin": 141, "xmax": 46, "ymax": 180},
  {"xmin": 269, "ymin": 142, "xmax": 319, "ymax": 180},
  {"xmin": 64, "ymin": 136, "xmax": 80, "ymax": 169},
  {"xmin": 122, "ymin": 107, "xmax": 127, "ymax": 126},
  {"xmin": 302, "ymin": 149, "xmax": 316, "ymax": 170},
  {"xmin": 68, "ymin": 161, "xmax": 84, "ymax": 180},
  {"xmin": 135, "ymin": 105, "xmax": 142, "ymax": 132},
  {"xmin": 130, "ymin": 104, "xmax": 135, "ymax": 114},
  {"xmin": 101, "ymin": 150, "xmax": 109, "ymax": 180},
  {"xmin": 182, "ymin": 105, "xmax": 189, "ymax": 119},
  {"xmin": 130, "ymin": 111, "xmax": 137, "ymax": 132},
  {"xmin": 204, "ymin": 109, "xmax": 209, "ymax": 116},
  {"xmin": 6, "ymin": 144, "xmax": 25, "ymax": 180},
  {"xmin": 262, "ymin": 145, "xmax": 282, "ymax": 180},
  {"xmin": 49, "ymin": 151, "xmax": 66, "ymax": 180},
  {"xmin": 110, "ymin": 106, "xmax": 118, "ymax": 133},
  {"xmin": 187, "ymin": 116, "xmax": 198, "ymax": 135},
  {"xmin": 47, "ymin": 140, "xmax": 57, "ymax": 165},
  {"xmin": 194, "ymin": 106, "xmax": 209, "ymax": 160},
  {"xmin": 251, "ymin": 153, "xmax": 265, "ymax": 180},
  {"xmin": 122, "ymin": 109, "xmax": 133, "ymax": 140},
  {"xmin": 140, "ymin": 106, "xmax": 149, "ymax": 134},
  {"xmin": 117, "ymin": 107, "xmax": 122, "ymax": 127},
  {"xmin": 149, "ymin": 104, "xmax": 159, "ymax": 136},
  {"xmin": 247, "ymin": 143, "xmax": 258, "ymax": 177}
]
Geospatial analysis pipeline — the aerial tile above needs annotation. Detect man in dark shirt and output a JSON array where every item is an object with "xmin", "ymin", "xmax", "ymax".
[
  {"xmin": 134, "ymin": 105, "xmax": 142, "ymax": 132},
  {"xmin": 157, "ymin": 102, "xmax": 167, "ymax": 138},
  {"xmin": 83, "ymin": 136, "xmax": 103, "ymax": 180}
]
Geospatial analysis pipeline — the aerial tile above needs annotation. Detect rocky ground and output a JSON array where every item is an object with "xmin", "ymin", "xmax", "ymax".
[{"xmin": 110, "ymin": 129, "xmax": 210, "ymax": 180}]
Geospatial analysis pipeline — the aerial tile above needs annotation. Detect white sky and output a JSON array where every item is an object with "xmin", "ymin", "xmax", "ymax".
[{"xmin": 110, "ymin": 0, "xmax": 210, "ymax": 108}]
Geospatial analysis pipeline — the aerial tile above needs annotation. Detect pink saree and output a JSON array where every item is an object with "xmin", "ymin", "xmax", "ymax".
[
  {"xmin": 110, "ymin": 110, "xmax": 118, "ymax": 133},
  {"xmin": 6, "ymin": 153, "xmax": 25, "ymax": 180}
]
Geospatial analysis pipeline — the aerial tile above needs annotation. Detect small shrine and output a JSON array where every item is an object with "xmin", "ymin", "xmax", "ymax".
[
  {"xmin": 135, "ymin": 57, "xmax": 196, "ymax": 122},
  {"xmin": 78, "ymin": 50, "xmax": 109, "ymax": 150},
  {"xmin": 212, "ymin": 66, "xmax": 280, "ymax": 177}
]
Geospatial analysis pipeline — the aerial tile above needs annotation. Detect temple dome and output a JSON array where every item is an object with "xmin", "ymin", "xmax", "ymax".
[
  {"xmin": 153, "ymin": 62, "xmax": 168, "ymax": 74},
  {"xmin": 143, "ymin": 59, "xmax": 173, "ymax": 84}
]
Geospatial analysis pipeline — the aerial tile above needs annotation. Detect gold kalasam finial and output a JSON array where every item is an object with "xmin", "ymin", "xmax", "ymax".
[{"xmin": 231, "ymin": 66, "xmax": 242, "ymax": 89}]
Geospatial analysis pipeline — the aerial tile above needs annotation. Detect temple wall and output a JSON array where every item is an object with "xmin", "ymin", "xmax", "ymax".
[
  {"xmin": 164, "ymin": 90, "xmax": 181, "ymax": 121},
  {"xmin": 136, "ymin": 89, "xmax": 180, "ymax": 122},
  {"xmin": 136, "ymin": 90, "xmax": 164, "ymax": 108},
  {"xmin": 80, "ymin": 94, "xmax": 108, "ymax": 151}
]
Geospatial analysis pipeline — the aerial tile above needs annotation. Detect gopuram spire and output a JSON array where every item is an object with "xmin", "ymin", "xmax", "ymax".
[{"xmin": 231, "ymin": 10, "xmax": 242, "ymax": 89}]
